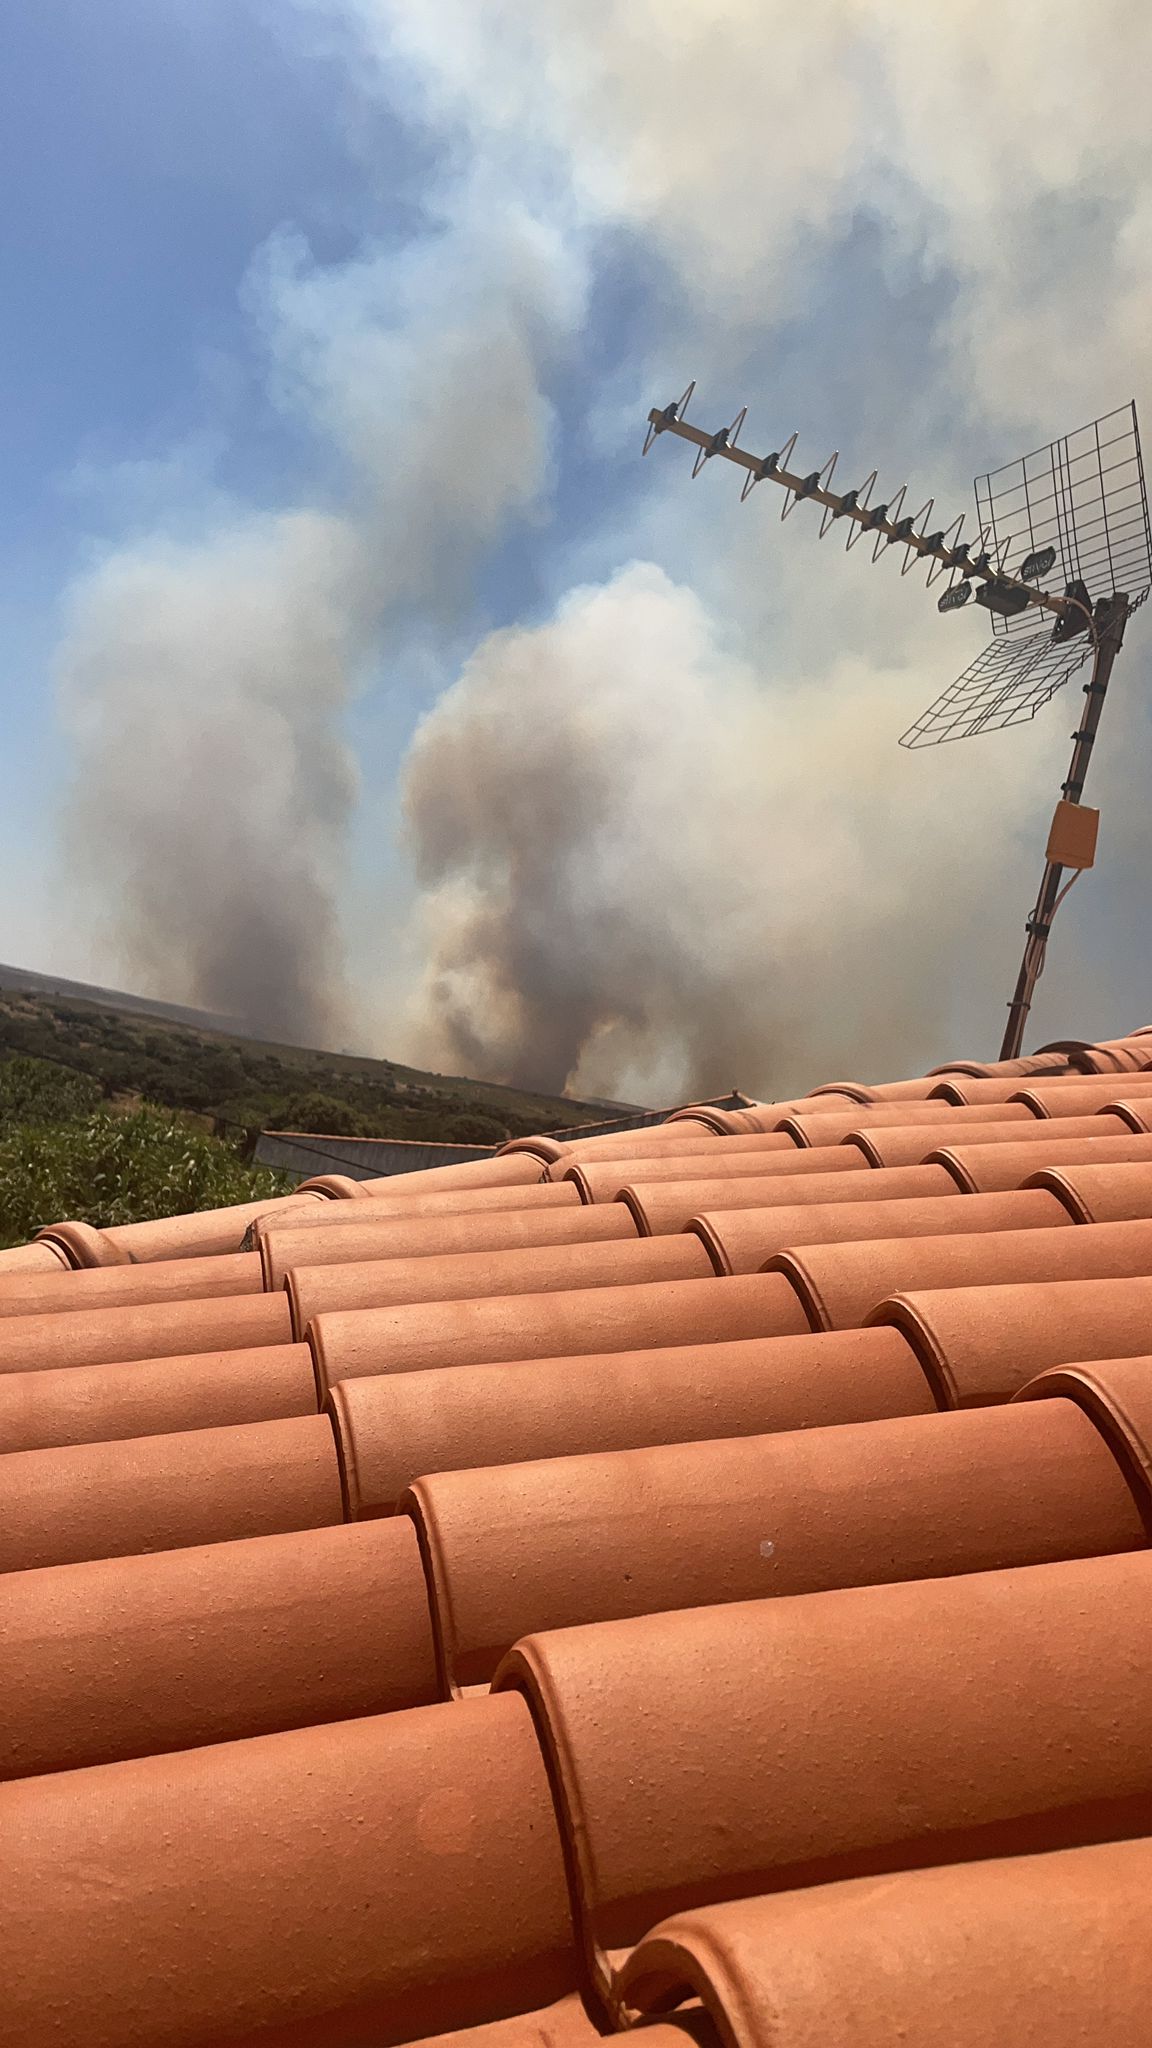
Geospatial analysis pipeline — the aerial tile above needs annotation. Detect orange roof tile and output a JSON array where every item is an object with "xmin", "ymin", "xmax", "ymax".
[{"xmin": 4, "ymin": 1020, "xmax": 1152, "ymax": 2043}]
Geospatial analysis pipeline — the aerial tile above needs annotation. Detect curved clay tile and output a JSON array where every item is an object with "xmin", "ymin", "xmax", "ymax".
[
  {"xmin": 854, "ymin": 1111, "xmax": 1132, "ymax": 1168},
  {"xmin": 1, "ymin": 1516, "xmax": 437, "ymax": 1778},
  {"xmin": 498, "ymin": 1136, "xmax": 571, "ymax": 1162},
  {"xmin": 931, "ymin": 1074, "xmax": 1098, "ymax": 1105},
  {"xmin": 931, "ymin": 1130, "xmax": 1152, "ymax": 1193},
  {"xmin": 35, "ymin": 1219, "xmax": 128, "ymax": 1268},
  {"xmin": 0, "ymin": 1241, "xmax": 70, "ymax": 1275},
  {"xmin": 292, "ymin": 1174, "xmax": 371, "ymax": 1199},
  {"xmin": 286, "ymin": 1236, "xmax": 719, "ymax": 1337},
  {"xmin": 413, "ymin": 1994, "xmax": 701, "ymax": 2048},
  {"xmin": 618, "ymin": 1838, "xmax": 1152, "ymax": 2048},
  {"xmin": 547, "ymin": 1127, "xmax": 722, "ymax": 1161},
  {"xmin": 1025, "ymin": 1160, "xmax": 1152, "ymax": 1225},
  {"xmin": 309, "ymin": 1272, "xmax": 812, "ymax": 1388},
  {"xmin": 1016, "ymin": 1353, "xmax": 1152, "ymax": 1522},
  {"xmin": 257, "ymin": 1183, "xmax": 583, "ymax": 1239},
  {"xmin": 329, "ymin": 1327, "xmax": 936, "ymax": 1518},
  {"xmin": 0, "ymin": 1290, "xmax": 292, "ymax": 1377},
  {"xmin": 0, "ymin": 1249, "xmax": 262, "ymax": 1320},
  {"xmin": 0, "ymin": 1412, "xmax": 344, "ymax": 1572},
  {"xmin": 406, "ymin": 1398, "xmax": 1143, "ymax": 1690},
  {"xmin": 623, "ymin": 1164, "xmax": 951, "ymax": 1236},
  {"xmin": 358, "ymin": 1154, "xmax": 547, "ymax": 1196},
  {"xmin": 815, "ymin": 1077, "xmax": 943, "ymax": 1104},
  {"xmin": 774, "ymin": 1218, "xmax": 1152, "ymax": 1333},
  {"xmin": 495, "ymin": 1549, "xmax": 1152, "ymax": 2006},
  {"xmin": 260, "ymin": 1205, "xmax": 637, "ymax": 1290},
  {"xmin": 1015, "ymin": 1079, "xmax": 1152, "ymax": 1118},
  {"xmin": 781, "ymin": 1101, "xmax": 1036, "ymax": 1149},
  {"xmin": 92, "ymin": 1191, "xmax": 328, "ymax": 1264},
  {"xmin": 693, "ymin": 1188, "xmax": 1068, "ymax": 1276},
  {"xmin": 0, "ymin": 1342, "xmax": 319, "ymax": 1455},
  {"xmin": 927, "ymin": 1052, "xmax": 1070, "ymax": 1078},
  {"xmin": 874, "ymin": 1274, "xmax": 1152, "ymax": 1406},
  {"xmin": 566, "ymin": 1148, "xmax": 859, "ymax": 1205},
  {"xmin": 666, "ymin": 1105, "xmax": 830, "ymax": 1135},
  {"xmin": 0, "ymin": 1692, "xmax": 577, "ymax": 2048},
  {"xmin": 549, "ymin": 1135, "xmax": 799, "ymax": 1187}
]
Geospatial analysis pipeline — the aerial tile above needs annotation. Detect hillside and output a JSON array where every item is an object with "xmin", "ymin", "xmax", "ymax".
[{"xmin": 0, "ymin": 986, "xmax": 618, "ymax": 1148}]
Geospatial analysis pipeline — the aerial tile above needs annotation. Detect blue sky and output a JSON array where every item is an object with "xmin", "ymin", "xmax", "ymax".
[{"xmin": 2, "ymin": 1, "xmax": 1150, "ymax": 1099}]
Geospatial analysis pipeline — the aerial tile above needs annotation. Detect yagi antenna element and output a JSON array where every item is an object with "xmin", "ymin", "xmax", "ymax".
[{"xmin": 643, "ymin": 391, "xmax": 1151, "ymax": 1060}]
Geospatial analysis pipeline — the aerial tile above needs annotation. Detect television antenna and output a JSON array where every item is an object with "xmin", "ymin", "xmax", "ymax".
[{"xmin": 643, "ymin": 392, "xmax": 1150, "ymax": 1059}]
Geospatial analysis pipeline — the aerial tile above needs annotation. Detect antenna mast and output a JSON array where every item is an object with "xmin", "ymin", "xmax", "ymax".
[{"xmin": 644, "ymin": 391, "xmax": 1150, "ymax": 1058}]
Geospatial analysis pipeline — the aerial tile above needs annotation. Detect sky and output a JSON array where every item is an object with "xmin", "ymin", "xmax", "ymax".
[{"xmin": 2, "ymin": 0, "xmax": 1151, "ymax": 1102}]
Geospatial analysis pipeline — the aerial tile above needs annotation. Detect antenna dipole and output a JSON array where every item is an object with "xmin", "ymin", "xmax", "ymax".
[
  {"xmin": 643, "ymin": 389, "xmax": 1083, "ymax": 631},
  {"xmin": 644, "ymin": 388, "xmax": 1150, "ymax": 1061}
]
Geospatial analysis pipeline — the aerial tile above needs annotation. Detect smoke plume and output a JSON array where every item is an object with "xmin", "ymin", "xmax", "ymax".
[
  {"xmin": 56, "ymin": 196, "xmax": 578, "ymax": 1043},
  {"xmin": 402, "ymin": 563, "xmax": 1044, "ymax": 1102}
]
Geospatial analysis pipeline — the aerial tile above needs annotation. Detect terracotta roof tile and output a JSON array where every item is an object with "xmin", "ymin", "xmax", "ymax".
[
  {"xmin": 1, "ymin": 1516, "xmax": 437, "ymax": 1777},
  {"xmin": 774, "ymin": 1217, "xmax": 1152, "ymax": 1332},
  {"xmin": 309, "ymin": 1272, "xmax": 811, "ymax": 1388},
  {"xmin": 852, "ymin": 1109, "xmax": 1132, "ymax": 1166},
  {"xmin": 39, "ymin": 1192, "xmax": 328, "ymax": 1267},
  {"xmin": 692, "ymin": 1187, "xmax": 1070, "ymax": 1275},
  {"xmin": 618, "ymin": 1838, "xmax": 1152, "ymax": 2047},
  {"xmin": 1016, "ymin": 1078, "xmax": 1152, "ymax": 1117},
  {"xmin": 0, "ymin": 1413, "xmax": 343, "ymax": 1571},
  {"xmin": 0, "ymin": 1341, "xmax": 319, "ymax": 1454},
  {"xmin": 254, "ymin": 1182, "xmax": 584, "ymax": 1236},
  {"xmin": 0, "ymin": 1240, "xmax": 70, "ymax": 1274},
  {"xmin": 1025, "ymin": 1158, "xmax": 1152, "ymax": 1223},
  {"xmin": 260, "ymin": 1204, "xmax": 638, "ymax": 1291},
  {"xmin": 567, "ymin": 1147, "xmax": 861, "ymax": 1203},
  {"xmin": 875, "ymin": 1274, "xmax": 1152, "ymax": 1405},
  {"xmin": 496, "ymin": 1551, "xmax": 1152, "ymax": 2007},
  {"xmin": 288, "ymin": 1236, "xmax": 719, "ymax": 1337},
  {"xmin": 1016, "ymin": 1353, "xmax": 1152, "ymax": 1518},
  {"xmin": 930, "ymin": 1128, "xmax": 1152, "ymax": 1191},
  {"xmin": 7, "ymin": 1020, "xmax": 1152, "ymax": 2041},
  {"xmin": 779, "ymin": 1101, "xmax": 1035, "ymax": 1146},
  {"xmin": 0, "ymin": 1693, "xmax": 576, "ymax": 2048},
  {"xmin": 328, "ymin": 1327, "xmax": 935, "ymax": 1517},
  {"xmin": 406, "ymin": 1398, "xmax": 1142, "ymax": 1689},
  {"xmin": 359, "ymin": 1154, "xmax": 546, "ymax": 1195},
  {"xmin": 0, "ymin": 1248, "xmax": 261, "ymax": 1318},
  {"xmin": 623, "ymin": 1163, "xmax": 954, "ymax": 1234},
  {"xmin": 0, "ymin": 1288, "xmax": 291, "ymax": 1375}
]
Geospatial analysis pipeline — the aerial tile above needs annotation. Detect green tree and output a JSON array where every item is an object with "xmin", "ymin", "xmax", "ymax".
[{"xmin": 0, "ymin": 1107, "xmax": 292, "ymax": 1249}]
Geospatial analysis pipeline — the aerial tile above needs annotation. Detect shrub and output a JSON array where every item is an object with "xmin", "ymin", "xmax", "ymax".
[
  {"xmin": 0, "ymin": 1107, "xmax": 293, "ymax": 1249},
  {"xmin": 0, "ymin": 1056, "xmax": 103, "ymax": 1126}
]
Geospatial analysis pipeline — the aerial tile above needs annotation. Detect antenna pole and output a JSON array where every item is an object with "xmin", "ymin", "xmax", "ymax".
[{"xmin": 999, "ymin": 592, "xmax": 1130, "ymax": 1061}]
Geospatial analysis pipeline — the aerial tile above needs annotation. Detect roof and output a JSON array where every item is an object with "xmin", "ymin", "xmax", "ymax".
[{"xmin": 5, "ymin": 1027, "xmax": 1152, "ymax": 2044}]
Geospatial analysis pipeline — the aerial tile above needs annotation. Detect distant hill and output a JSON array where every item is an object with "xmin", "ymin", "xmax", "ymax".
[{"xmin": 0, "ymin": 968, "xmax": 635, "ymax": 1145}]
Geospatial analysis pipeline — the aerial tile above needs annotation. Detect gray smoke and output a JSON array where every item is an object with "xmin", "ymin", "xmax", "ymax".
[
  {"xmin": 401, "ymin": 563, "xmax": 1047, "ymax": 1102},
  {"xmin": 55, "ymin": 197, "xmax": 578, "ymax": 1044},
  {"xmin": 56, "ymin": 510, "xmax": 367, "ymax": 1044}
]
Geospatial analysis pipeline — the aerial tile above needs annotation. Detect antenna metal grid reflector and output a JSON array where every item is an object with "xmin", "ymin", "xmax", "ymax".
[
  {"xmin": 898, "ymin": 631, "xmax": 1095, "ymax": 750},
  {"xmin": 976, "ymin": 401, "xmax": 1152, "ymax": 639}
]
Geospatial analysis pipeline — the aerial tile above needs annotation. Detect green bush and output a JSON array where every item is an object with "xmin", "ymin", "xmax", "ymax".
[
  {"xmin": 0, "ymin": 1056, "xmax": 103, "ymax": 1126},
  {"xmin": 0, "ymin": 1106, "xmax": 293, "ymax": 1249}
]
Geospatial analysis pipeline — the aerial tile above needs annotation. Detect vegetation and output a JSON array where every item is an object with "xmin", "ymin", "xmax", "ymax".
[
  {"xmin": 0, "ymin": 991, "xmax": 603, "ymax": 1145},
  {"xmin": 0, "ymin": 1098, "xmax": 293, "ymax": 1249},
  {"xmin": 0, "ymin": 996, "xmax": 607, "ymax": 1249}
]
